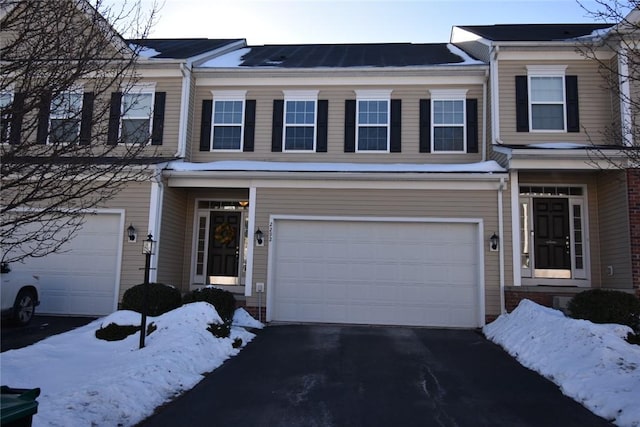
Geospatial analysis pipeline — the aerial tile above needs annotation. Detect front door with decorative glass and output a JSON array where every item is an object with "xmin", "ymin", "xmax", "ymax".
[
  {"xmin": 520, "ymin": 186, "xmax": 588, "ymax": 284},
  {"xmin": 208, "ymin": 211, "xmax": 241, "ymax": 284}
]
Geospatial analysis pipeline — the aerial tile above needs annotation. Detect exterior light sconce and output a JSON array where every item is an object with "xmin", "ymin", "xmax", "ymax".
[
  {"xmin": 142, "ymin": 234, "xmax": 155, "ymax": 255},
  {"xmin": 489, "ymin": 232, "xmax": 499, "ymax": 252},
  {"xmin": 255, "ymin": 228, "xmax": 264, "ymax": 246},
  {"xmin": 127, "ymin": 224, "xmax": 137, "ymax": 243}
]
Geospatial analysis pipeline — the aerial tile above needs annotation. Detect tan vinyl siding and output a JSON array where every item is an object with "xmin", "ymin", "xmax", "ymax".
[
  {"xmin": 190, "ymin": 85, "xmax": 485, "ymax": 164},
  {"xmin": 104, "ymin": 181, "xmax": 153, "ymax": 300},
  {"xmin": 597, "ymin": 171, "xmax": 632, "ymax": 289},
  {"xmin": 148, "ymin": 76, "xmax": 183, "ymax": 157},
  {"xmin": 251, "ymin": 187, "xmax": 504, "ymax": 317},
  {"xmin": 156, "ymin": 186, "xmax": 189, "ymax": 290},
  {"xmin": 498, "ymin": 60, "xmax": 615, "ymax": 145}
]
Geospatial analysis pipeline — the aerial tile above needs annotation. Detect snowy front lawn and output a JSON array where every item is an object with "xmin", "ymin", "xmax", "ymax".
[
  {"xmin": 1, "ymin": 302, "xmax": 263, "ymax": 427},
  {"xmin": 484, "ymin": 299, "xmax": 640, "ymax": 427}
]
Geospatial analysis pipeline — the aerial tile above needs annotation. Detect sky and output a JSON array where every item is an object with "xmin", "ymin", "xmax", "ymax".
[{"xmin": 120, "ymin": 0, "xmax": 614, "ymax": 45}]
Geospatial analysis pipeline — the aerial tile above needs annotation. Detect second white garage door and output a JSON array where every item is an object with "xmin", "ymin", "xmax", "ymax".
[{"xmin": 270, "ymin": 219, "xmax": 482, "ymax": 327}]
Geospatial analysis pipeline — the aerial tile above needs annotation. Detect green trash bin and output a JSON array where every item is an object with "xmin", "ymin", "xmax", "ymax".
[{"xmin": 0, "ymin": 386, "xmax": 40, "ymax": 427}]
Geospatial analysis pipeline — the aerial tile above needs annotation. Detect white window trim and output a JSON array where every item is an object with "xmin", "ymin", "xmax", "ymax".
[
  {"xmin": 429, "ymin": 89, "xmax": 468, "ymax": 154},
  {"xmin": 120, "ymin": 84, "xmax": 155, "ymax": 145},
  {"xmin": 282, "ymin": 91, "xmax": 318, "ymax": 152},
  {"xmin": 211, "ymin": 90, "xmax": 247, "ymax": 152},
  {"xmin": 48, "ymin": 88, "xmax": 84, "ymax": 145},
  {"xmin": 355, "ymin": 90, "xmax": 392, "ymax": 153},
  {"xmin": 526, "ymin": 65, "xmax": 567, "ymax": 133}
]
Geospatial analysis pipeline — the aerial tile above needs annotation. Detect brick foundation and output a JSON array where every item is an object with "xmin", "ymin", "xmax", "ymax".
[
  {"xmin": 504, "ymin": 287, "xmax": 585, "ymax": 312},
  {"xmin": 235, "ymin": 300, "xmax": 266, "ymax": 323},
  {"xmin": 628, "ymin": 169, "xmax": 640, "ymax": 298}
]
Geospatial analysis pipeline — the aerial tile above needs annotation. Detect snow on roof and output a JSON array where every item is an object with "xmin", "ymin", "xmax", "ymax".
[
  {"xmin": 446, "ymin": 43, "xmax": 484, "ymax": 65},
  {"xmin": 200, "ymin": 47, "xmax": 252, "ymax": 67},
  {"xmin": 165, "ymin": 160, "xmax": 506, "ymax": 174},
  {"xmin": 525, "ymin": 142, "xmax": 592, "ymax": 149}
]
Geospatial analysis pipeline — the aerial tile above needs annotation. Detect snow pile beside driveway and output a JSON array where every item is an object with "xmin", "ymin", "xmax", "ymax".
[
  {"xmin": 1, "ymin": 302, "xmax": 262, "ymax": 427},
  {"xmin": 484, "ymin": 299, "xmax": 640, "ymax": 427}
]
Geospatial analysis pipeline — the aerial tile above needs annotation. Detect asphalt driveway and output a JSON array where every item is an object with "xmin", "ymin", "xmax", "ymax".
[
  {"xmin": 1, "ymin": 315, "xmax": 95, "ymax": 352},
  {"xmin": 139, "ymin": 325, "xmax": 611, "ymax": 427}
]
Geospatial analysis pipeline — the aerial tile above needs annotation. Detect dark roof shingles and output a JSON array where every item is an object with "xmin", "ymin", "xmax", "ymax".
[
  {"xmin": 127, "ymin": 38, "xmax": 243, "ymax": 59},
  {"xmin": 456, "ymin": 24, "xmax": 614, "ymax": 42}
]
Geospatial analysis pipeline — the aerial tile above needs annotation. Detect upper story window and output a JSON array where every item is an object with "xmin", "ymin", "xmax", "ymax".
[
  {"xmin": 49, "ymin": 91, "xmax": 83, "ymax": 144},
  {"xmin": 121, "ymin": 87, "xmax": 154, "ymax": 144},
  {"xmin": 356, "ymin": 90, "xmax": 392, "ymax": 152},
  {"xmin": 516, "ymin": 65, "xmax": 579, "ymax": 133},
  {"xmin": 0, "ymin": 92, "xmax": 12, "ymax": 144},
  {"xmin": 283, "ymin": 91, "xmax": 318, "ymax": 151},
  {"xmin": 430, "ymin": 89, "xmax": 468, "ymax": 152},
  {"xmin": 212, "ymin": 91, "xmax": 246, "ymax": 151}
]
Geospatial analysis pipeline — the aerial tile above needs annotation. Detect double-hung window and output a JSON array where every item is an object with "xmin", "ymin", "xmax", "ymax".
[
  {"xmin": 282, "ymin": 91, "xmax": 317, "ymax": 151},
  {"xmin": 356, "ymin": 90, "xmax": 391, "ymax": 152},
  {"xmin": 430, "ymin": 89, "xmax": 467, "ymax": 152},
  {"xmin": 527, "ymin": 65, "xmax": 568, "ymax": 132},
  {"xmin": 212, "ymin": 91, "xmax": 245, "ymax": 151},
  {"xmin": 121, "ymin": 85, "xmax": 154, "ymax": 144},
  {"xmin": 0, "ymin": 92, "xmax": 12, "ymax": 144},
  {"xmin": 49, "ymin": 91, "xmax": 83, "ymax": 144}
]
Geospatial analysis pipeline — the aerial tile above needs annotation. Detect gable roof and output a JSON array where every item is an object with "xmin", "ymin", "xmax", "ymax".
[
  {"xmin": 201, "ymin": 43, "xmax": 483, "ymax": 68},
  {"xmin": 456, "ymin": 24, "xmax": 615, "ymax": 42},
  {"xmin": 128, "ymin": 38, "xmax": 245, "ymax": 59}
]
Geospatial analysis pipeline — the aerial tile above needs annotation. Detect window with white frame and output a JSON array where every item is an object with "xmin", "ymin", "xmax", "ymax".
[
  {"xmin": 49, "ymin": 91, "xmax": 83, "ymax": 144},
  {"xmin": 121, "ymin": 86, "xmax": 154, "ymax": 144},
  {"xmin": 0, "ymin": 92, "xmax": 12, "ymax": 144},
  {"xmin": 282, "ymin": 90, "xmax": 317, "ymax": 151},
  {"xmin": 431, "ymin": 89, "xmax": 467, "ymax": 152},
  {"xmin": 212, "ymin": 100, "xmax": 244, "ymax": 150},
  {"xmin": 528, "ymin": 65, "xmax": 566, "ymax": 131},
  {"xmin": 356, "ymin": 90, "xmax": 391, "ymax": 152}
]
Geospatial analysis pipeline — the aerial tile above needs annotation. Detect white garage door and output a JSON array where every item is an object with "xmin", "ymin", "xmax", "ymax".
[
  {"xmin": 271, "ymin": 219, "xmax": 481, "ymax": 327},
  {"xmin": 9, "ymin": 213, "xmax": 122, "ymax": 316}
]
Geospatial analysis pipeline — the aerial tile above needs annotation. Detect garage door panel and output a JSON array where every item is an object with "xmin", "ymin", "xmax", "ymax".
[{"xmin": 272, "ymin": 219, "xmax": 481, "ymax": 327}]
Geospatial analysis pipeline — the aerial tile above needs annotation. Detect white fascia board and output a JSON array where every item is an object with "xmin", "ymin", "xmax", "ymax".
[
  {"xmin": 134, "ymin": 67, "xmax": 183, "ymax": 78},
  {"xmin": 166, "ymin": 172, "xmax": 509, "ymax": 190},
  {"xmin": 450, "ymin": 27, "xmax": 492, "ymax": 46},
  {"xmin": 493, "ymin": 145, "xmax": 630, "ymax": 169},
  {"xmin": 496, "ymin": 48, "xmax": 614, "ymax": 61}
]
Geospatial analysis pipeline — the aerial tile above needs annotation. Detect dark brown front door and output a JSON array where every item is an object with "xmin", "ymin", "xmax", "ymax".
[
  {"xmin": 208, "ymin": 212, "xmax": 241, "ymax": 280},
  {"xmin": 533, "ymin": 198, "xmax": 570, "ymax": 270}
]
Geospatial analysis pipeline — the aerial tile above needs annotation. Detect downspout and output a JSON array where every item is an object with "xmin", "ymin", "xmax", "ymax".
[
  {"xmin": 498, "ymin": 177, "xmax": 506, "ymax": 314},
  {"xmin": 147, "ymin": 167, "xmax": 164, "ymax": 283},
  {"xmin": 618, "ymin": 46, "xmax": 633, "ymax": 147},
  {"xmin": 490, "ymin": 45, "xmax": 501, "ymax": 145},
  {"xmin": 482, "ymin": 70, "xmax": 488, "ymax": 162},
  {"xmin": 175, "ymin": 62, "xmax": 192, "ymax": 158}
]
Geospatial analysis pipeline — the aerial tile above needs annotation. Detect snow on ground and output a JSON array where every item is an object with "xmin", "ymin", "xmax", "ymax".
[
  {"xmin": 1, "ymin": 303, "xmax": 263, "ymax": 427},
  {"xmin": 484, "ymin": 300, "xmax": 640, "ymax": 427}
]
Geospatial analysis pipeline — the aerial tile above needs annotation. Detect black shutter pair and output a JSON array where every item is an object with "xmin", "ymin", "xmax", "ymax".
[
  {"xmin": 199, "ymin": 99, "xmax": 256, "ymax": 152},
  {"xmin": 515, "ymin": 75, "xmax": 579, "ymax": 132},
  {"xmin": 271, "ymin": 100, "xmax": 329, "ymax": 152},
  {"xmin": 34, "ymin": 91, "xmax": 96, "ymax": 145},
  {"xmin": 344, "ymin": 100, "xmax": 402, "ymax": 152},
  {"xmin": 417, "ymin": 99, "xmax": 479, "ymax": 153},
  {"xmin": 107, "ymin": 91, "xmax": 167, "ymax": 145}
]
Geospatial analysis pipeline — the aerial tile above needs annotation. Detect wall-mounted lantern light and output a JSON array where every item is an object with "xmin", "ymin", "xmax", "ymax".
[
  {"xmin": 127, "ymin": 224, "xmax": 137, "ymax": 242},
  {"xmin": 489, "ymin": 232, "xmax": 499, "ymax": 252},
  {"xmin": 255, "ymin": 228, "xmax": 264, "ymax": 246}
]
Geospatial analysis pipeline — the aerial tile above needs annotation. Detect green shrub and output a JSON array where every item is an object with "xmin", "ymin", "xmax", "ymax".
[
  {"xmin": 207, "ymin": 321, "xmax": 231, "ymax": 338},
  {"xmin": 96, "ymin": 323, "xmax": 140, "ymax": 341},
  {"xmin": 121, "ymin": 283, "xmax": 182, "ymax": 316},
  {"xmin": 568, "ymin": 289, "xmax": 640, "ymax": 334},
  {"xmin": 182, "ymin": 287, "xmax": 236, "ymax": 323},
  {"xmin": 232, "ymin": 338, "xmax": 243, "ymax": 348}
]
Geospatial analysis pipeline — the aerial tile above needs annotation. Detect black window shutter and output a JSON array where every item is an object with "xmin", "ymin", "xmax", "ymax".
[
  {"xmin": 243, "ymin": 100, "xmax": 256, "ymax": 152},
  {"xmin": 9, "ymin": 92, "xmax": 25, "ymax": 145},
  {"xmin": 79, "ymin": 92, "xmax": 94, "ymax": 145},
  {"xmin": 466, "ymin": 99, "xmax": 478, "ymax": 153},
  {"xmin": 271, "ymin": 100, "xmax": 284, "ymax": 152},
  {"xmin": 36, "ymin": 91, "xmax": 51, "ymax": 144},
  {"xmin": 344, "ymin": 100, "xmax": 356, "ymax": 153},
  {"xmin": 151, "ymin": 91, "xmax": 166, "ymax": 145},
  {"xmin": 515, "ymin": 76, "xmax": 529, "ymax": 132},
  {"xmin": 316, "ymin": 100, "xmax": 328, "ymax": 152},
  {"xmin": 419, "ymin": 99, "xmax": 431, "ymax": 153},
  {"xmin": 565, "ymin": 76, "xmax": 579, "ymax": 132},
  {"xmin": 390, "ymin": 99, "xmax": 401, "ymax": 152},
  {"xmin": 199, "ymin": 99, "xmax": 212, "ymax": 151},
  {"xmin": 107, "ymin": 92, "xmax": 122, "ymax": 145}
]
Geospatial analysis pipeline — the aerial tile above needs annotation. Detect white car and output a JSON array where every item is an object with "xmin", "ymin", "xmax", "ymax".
[{"xmin": 1, "ymin": 263, "xmax": 40, "ymax": 325}]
